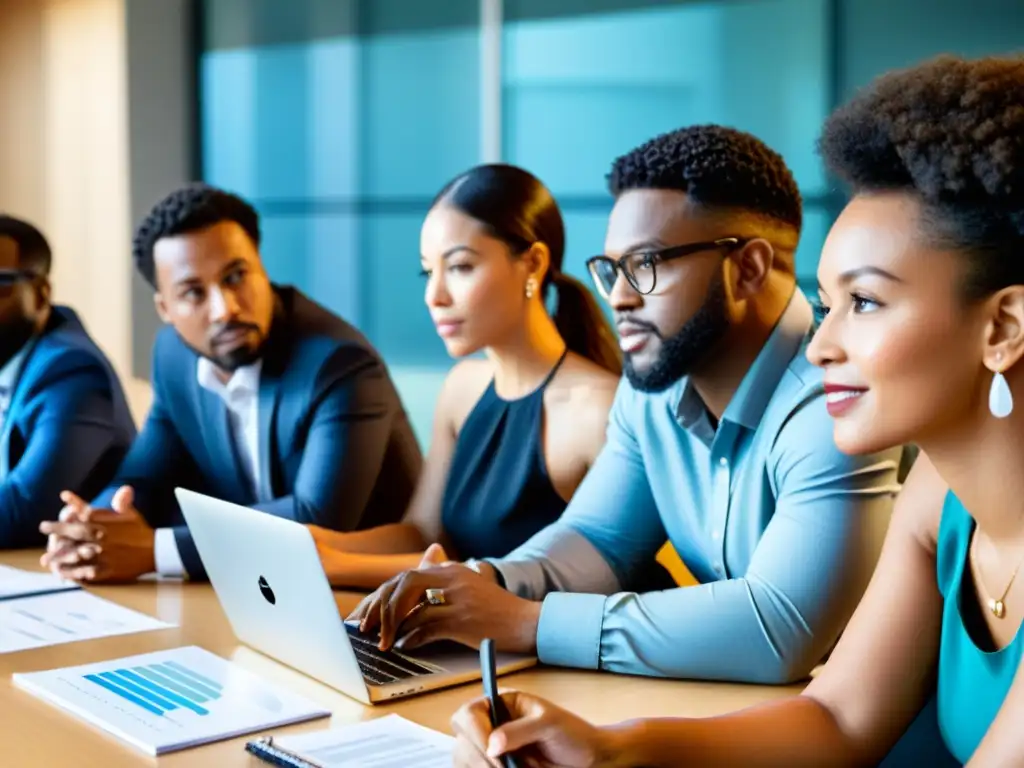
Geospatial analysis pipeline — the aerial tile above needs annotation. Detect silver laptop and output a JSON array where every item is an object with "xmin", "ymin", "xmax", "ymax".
[{"xmin": 174, "ymin": 488, "xmax": 536, "ymax": 705}]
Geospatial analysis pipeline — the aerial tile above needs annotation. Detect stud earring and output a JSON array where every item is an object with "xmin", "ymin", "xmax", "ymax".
[
  {"xmin": 990, "ymin": 353, "xmax": 1014, "ymax": 419},
  {"xmin": 525, "ymin": 278, "xmax": 537, "ymax": 299}
]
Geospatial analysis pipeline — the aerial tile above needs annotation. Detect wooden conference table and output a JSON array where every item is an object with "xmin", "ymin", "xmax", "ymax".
[{"xmin": 0, "ymin": 550, "xmax": 805, "ymax": 767}]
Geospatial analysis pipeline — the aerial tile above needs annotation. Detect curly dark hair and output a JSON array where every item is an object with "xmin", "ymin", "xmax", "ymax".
[
  {"xmin": 608, "ymin": 124, "xmax": 803, "ymax": 231},
  {"xmin": 0, "ymin": 215, "xmax": 51, "ymax": 275},
  {"xmin": 133, "ymin": 183, "xmax": 261, "ymax": 287},
  {"xmin": 820, "ymin": 54, "xmax": 1024, "ymax": 299}
]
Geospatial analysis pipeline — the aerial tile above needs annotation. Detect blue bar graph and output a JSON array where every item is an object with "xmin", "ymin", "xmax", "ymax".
[
  {"xmin": 163, "ymin": 660, "xmax": 223, "ymax": 692},
  {"xmin": 115, "ymin": 670, "xmax": 210, "ymax": 716},
  {"xmin": 84, "ymin": 661, "xmax": 222, "ymax": 718},
  {"xmin": 98, "ymin": 672, "xmax": 179, "ymax": 712},
  {"xmin": 84, "ymin": 674, "xmax": 164, "ymax": 717},
  {"xmin": 132, "ymin": 666, "xmax": 210, "ymax": 703}
]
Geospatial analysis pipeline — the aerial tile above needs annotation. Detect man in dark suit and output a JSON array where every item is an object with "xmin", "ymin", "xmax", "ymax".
[
  {"xmin": 0, "ymin": 215, "xmax": 135, "ymax": 548},
  {"xmin": 40, "ymin": 184, "xmax": 422, "ymax": 581}
]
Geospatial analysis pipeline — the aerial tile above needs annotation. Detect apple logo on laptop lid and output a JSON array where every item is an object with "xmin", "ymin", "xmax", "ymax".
[{"xmin": 257, "ymin": 576, "xmax": 276, "ymax": 605}]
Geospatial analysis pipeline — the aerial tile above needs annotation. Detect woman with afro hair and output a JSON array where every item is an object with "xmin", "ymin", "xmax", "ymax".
[{"xmin": 448, "ymin": 53, "xmax": 1024, "ymax": 768}]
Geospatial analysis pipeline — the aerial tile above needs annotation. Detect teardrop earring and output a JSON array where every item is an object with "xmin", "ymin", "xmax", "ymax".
[
  {"xmin": 989, "ymin": 355, "xmax": 1014, "ymax": 419},
  {"xmin": 525, "ymin": 278, "xmax": 537, "ymax": 299}
]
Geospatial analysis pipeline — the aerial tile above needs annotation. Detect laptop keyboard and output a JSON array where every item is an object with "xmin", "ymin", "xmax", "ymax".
[{"xmin": 344, "ymin": 623, "xmax": 439, "ymax": 686}]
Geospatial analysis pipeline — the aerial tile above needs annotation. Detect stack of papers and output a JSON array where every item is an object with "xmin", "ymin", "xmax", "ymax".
[
  {"xmin": 13, "ymin": 646, "xmax": 331, "ymax": 755},
  {"xmin": 0, "ymin": 565, "xmax": 171, "ymax": 654}
]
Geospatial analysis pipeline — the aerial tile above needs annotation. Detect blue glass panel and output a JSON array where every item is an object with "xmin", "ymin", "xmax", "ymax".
[
  {"xmin": 795, "ymin": 207, "xmax": 832, "ymax": 295},
  {"xmin": 360, "ymin": 29, "xmax": 480, "ymax": 196},
  {"xmin": 502, "ymin": 0, "xmax": 830, "ymax": 196}
]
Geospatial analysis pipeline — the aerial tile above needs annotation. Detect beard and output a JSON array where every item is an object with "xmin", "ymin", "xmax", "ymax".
[
  {"xmin": 209, "ymin": 343, "xmax": 263, "ymax": 373},
  {"xmin": 187, "ymin": 322, "xmax": 266, "ymax": 374},
  {"xmin": 624, "ymin": 275, "xmax": 730, "ymax": 393},
  {"xmin": 0, "ymin": 314, "xmax": 39, "ymax": 371}
]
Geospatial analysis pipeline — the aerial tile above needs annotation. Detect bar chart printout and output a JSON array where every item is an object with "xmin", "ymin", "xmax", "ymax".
[
  {"xmin": 12, "ymin": 646, "xmax": 330, "ymax": 755},
  {"xmin": 83, "ymin": 658, "xmax": 224, "ymax": 717}
]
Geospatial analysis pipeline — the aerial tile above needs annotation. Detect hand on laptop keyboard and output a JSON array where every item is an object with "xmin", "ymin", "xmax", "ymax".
[{"xmin": 344, "ymin": 622, "xmax": 438, "ymax": 686}]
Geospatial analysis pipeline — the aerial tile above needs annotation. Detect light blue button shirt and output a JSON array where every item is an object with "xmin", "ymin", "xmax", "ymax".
[{"xmin": 491, "ymin": 290, "xmax": 902, "ymax": 683}]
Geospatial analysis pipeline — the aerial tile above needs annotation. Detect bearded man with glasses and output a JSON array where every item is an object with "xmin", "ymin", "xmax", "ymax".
[
  {"xmin": 0, "ymin": 215, "xmax": 135, "ymax": 549},
  {"xmin": 352, "ymin": 125, "xmax": 904, "ymax": 685}
]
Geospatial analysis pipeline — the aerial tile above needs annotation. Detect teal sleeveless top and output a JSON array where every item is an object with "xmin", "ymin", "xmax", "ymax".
[{"xmin": 936, "ymin": 492, "xmax": 1024, "ymax": 763}]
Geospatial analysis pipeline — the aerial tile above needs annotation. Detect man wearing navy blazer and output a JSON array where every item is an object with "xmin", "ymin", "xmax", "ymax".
[
  {"xmin": 0, "ymin": 215, "xmax": 135, "ymax": 548},
  {"xmin": 40, "ymin": 185, "xmax": 422, "ymax": 581}
]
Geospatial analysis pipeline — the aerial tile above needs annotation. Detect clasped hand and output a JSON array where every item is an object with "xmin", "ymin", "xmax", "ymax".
[
  {"xmin": 347, "ymin": 545, "xmax": 542, "ymax": 654},
  {"xmin": 38, "ymin": 485, "xmax": 156, "ymax": 583}
]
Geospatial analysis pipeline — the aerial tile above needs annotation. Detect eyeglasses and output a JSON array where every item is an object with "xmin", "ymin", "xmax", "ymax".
[
  {"xmin": 0, "ymin": 269, "xmax": 40, "ymax": 288},
  {"xmin": 585, "ymin": 237, "xmax": 747, "ymax": 299}
]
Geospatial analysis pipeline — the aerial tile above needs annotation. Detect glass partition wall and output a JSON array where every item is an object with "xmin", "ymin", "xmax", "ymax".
[{"xmin": 198, "ymin": 0, "xmax": 1024, "ymax": 443}]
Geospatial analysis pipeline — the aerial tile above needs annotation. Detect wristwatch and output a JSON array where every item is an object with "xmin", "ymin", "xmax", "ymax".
[{"xmin": 465, "ymin": 558, "xmax": 507, "ymax": 589}]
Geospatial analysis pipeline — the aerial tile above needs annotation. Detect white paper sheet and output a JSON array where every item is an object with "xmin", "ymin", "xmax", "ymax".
[
  {"xmin": 0, "ymin": 590, "xmax": 171, "ymax": 653},
  {"xmin": 265, "ymin": 714, "xmax": 454, "ymax": 767},
  {"xmin": 0, "ymin": 564, "xmax": 80, "ymax": 601},
  {"xmin": 13, "ymin": 646, "xmax": 330, "ymax": 755}
]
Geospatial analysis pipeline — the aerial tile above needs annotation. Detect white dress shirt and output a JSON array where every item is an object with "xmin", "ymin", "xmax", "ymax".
[
  {"xmin": 0, "ymin": 344, "xmax": 31, "ymax": 481},
  {"xmin": 0, "ymin": 346, "xmax": 28, "ymax": 427},
  {"xmin": 153, "ymin": 359, "xmax": 262, "ymax": 576}
]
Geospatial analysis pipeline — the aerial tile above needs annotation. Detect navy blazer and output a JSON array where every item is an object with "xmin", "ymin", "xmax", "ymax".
[
  {"xmin": 0, "ymin": 307, "xmax": 136, "ymax": 548},
  {"xmin": 94, "ymin": 286, "xmax": 422, "ymax": 579}
]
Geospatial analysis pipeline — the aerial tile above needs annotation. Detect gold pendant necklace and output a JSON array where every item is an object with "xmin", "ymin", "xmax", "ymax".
[{"xmin": 972, "ymin": 532, "xmax": 1024, "ymax": 619}]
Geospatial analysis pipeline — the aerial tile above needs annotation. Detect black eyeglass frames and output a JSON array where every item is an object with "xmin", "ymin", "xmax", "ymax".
[
  {"xmin": 585, "ymin": 237, "xmax": 747, "ymax": 299},
  {"xmin": 0, "ymin": 269, "xmax": 40, "ymax": 288}
]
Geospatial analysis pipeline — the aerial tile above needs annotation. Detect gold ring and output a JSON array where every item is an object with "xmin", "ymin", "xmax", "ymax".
[{"xmin": 424, "ymin": 588, "xmax": 446, "ymax": 606}]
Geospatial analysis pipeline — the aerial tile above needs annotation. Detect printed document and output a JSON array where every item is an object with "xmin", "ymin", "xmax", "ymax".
[
  {"xmin": 0, "ymin": 590, "xmax": 171, "ymax": 653},
  {"xmin": 249, "ymin": 714, "xmax": 454, "ymax": 768}
]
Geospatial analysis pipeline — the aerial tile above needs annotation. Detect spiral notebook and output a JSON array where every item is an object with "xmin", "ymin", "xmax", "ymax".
[{"xmin": 245, "ymin": 714, "xmax": 454, "ymax": 768}]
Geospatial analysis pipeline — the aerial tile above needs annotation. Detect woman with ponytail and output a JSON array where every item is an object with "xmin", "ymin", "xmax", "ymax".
[{"xmin": 309, "ymin": 164, "xmax": 621, "ymax": 588}]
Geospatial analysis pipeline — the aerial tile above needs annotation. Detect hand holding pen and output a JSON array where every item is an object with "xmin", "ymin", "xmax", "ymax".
[{"xmin": 450, "ymin": 639, "xmax": 623, "ymax": 768}]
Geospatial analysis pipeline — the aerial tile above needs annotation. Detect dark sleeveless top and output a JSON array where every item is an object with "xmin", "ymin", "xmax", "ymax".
[{"xmin": 440, "ymin": 351, "xmax": 570, "ymax": 560}]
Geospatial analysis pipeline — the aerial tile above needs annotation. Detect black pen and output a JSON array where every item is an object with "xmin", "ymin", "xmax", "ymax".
[{"xmin": 480, "ymin": 638, "xmax": 522, "ymax": 768}]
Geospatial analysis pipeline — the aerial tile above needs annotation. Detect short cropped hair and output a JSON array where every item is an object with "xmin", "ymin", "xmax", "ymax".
[
  {"xmin": 0, "ymin": 215, "xmax": 52, "ymax": 275},
  {"xmin": 132, "ymin": 183, "xmax": 261, "ymax": 287},
  {"xmin": 608, "ymin": 124, "xmax": 803, "ymax": 231}
]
